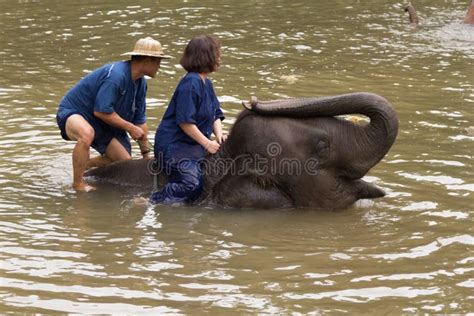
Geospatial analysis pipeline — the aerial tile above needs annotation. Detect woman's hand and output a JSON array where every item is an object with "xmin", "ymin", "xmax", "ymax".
[
  {"xmin": 180, "ymin": 123, "xmax": 222, "ymax": 154},
  {"xmin": 216, "ymin": 133, "xmax": 228, "ymax": 144},
  {"xmin": 205, "ymin": 140, "xmax": 220, "ymax": 154},
  {"xmin": 213, "ymin": 119, "xmax": 227, "ymax": 144}
]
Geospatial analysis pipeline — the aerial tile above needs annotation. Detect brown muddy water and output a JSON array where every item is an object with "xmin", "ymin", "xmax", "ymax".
[{"xmin": 0, "ymin": 0, "xmax": 473, "ymax": 313}]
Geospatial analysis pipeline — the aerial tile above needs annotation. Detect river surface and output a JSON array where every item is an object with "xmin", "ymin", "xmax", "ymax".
[{"xmin": 0, "ymin": 0, "xmax": 473, "ymax": 313}]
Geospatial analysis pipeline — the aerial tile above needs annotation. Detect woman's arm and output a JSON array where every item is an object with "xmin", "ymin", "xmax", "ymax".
[
  {"xmin": 179, "ymin": 123, "xmax": 220, "ymax": 154},
  {"xmin": 213, "ymin": 119, "xmax": 227, "ymax": 144}
]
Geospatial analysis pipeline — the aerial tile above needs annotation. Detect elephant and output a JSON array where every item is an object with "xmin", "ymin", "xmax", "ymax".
[{"xmin": 86, "ymin": 92, "xmax": 398, "ymax": 210}]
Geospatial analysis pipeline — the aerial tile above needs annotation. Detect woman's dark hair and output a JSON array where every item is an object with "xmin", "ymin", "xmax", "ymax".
[{"xmin": 180, "ymin": 35, "xmax": 221, "ymax": 73}]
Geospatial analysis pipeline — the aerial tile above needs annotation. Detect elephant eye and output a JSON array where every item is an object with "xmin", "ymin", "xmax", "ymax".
[{"xmin": 314, "ymin": 139, "xmax": 330, "ymax": 160}]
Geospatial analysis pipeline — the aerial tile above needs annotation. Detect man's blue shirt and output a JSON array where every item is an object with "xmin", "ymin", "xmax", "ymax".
[
  {"xmin": 59, "ymin": 61, "xmax": 147, "ymax": 129},
  {"xmin": 57, "ymin": 61, "xmax": 147, "ymax": 154},
  {"xmin": 154, "ymin": 72, "xmax": 224, "ymax": 159}
]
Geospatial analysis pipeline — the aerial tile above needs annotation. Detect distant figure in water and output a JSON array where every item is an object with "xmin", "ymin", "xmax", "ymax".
[
  {"xmin": 404, "ymin": 1, "xmax": 473, "ymax": 25},
  {"xmin": 404, "ymin": 3, "xmax": 419, "ymax": 25},
  {"xmin": 465, "ymin": 0, "xmax": 474, "ymax": 24}
]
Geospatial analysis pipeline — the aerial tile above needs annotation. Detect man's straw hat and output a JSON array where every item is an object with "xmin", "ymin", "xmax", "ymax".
[{"xmin": 122, "ymin": 37, "xmax": 172, "ymax": 59}]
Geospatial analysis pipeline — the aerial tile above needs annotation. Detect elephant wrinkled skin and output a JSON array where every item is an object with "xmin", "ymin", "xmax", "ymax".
[{"xmin": 86, "ymin": 92, "xmax": 399, "ymax": 210}]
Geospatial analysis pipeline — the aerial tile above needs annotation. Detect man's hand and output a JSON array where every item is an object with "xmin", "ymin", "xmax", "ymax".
[
  {"xmin": 94, "ymin": 111, "xmax": 146, "ymax": 140},
  {"xmin": 128, "ymin": 124, "xmax": 145, "ymax": 140}
]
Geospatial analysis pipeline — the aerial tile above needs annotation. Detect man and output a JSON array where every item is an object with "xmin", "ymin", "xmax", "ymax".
[{"xmin": 56, "ymin": 37, "xmax": 171, "ymax": 192}]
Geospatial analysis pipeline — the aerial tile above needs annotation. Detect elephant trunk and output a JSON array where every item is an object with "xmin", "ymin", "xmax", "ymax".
[{"xmin": 243, "ymin": 92, "xmax": 398, "ymax": 179}]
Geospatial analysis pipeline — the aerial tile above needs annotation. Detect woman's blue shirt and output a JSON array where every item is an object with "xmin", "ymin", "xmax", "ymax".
[{"xmin": 154, "ymin": 72, "xmax": 224, "ymax": 159}]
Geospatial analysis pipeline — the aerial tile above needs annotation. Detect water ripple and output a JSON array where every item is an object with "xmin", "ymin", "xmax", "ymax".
[
  {"xmin": 372, "ymin": 235, "xmax": 474, "ymax": 260},
  {"xmin": 283, "ymin": 286, "xmax": 441, "ymax": 303}
]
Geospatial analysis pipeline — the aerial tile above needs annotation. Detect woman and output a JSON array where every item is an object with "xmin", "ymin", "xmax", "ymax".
[{"xmin": 150, "ymin": 35, "xmax": 226, "ymax": 205}]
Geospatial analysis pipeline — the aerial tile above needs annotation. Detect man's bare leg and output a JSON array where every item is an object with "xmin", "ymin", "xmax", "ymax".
[
  {"xmin": 87, "ymin": 155, "xmax": 113, "ymax": 169},
  {"xmin": 86, "ymin": 138, "xmax": 131, "ymax": 169},
  {"xmin": 104, "ymin": 138, "xmax": 132, "ymax": 162},
  {"xmin": 65, "ymin": 115, "xmax": 96, "ymax": 192}
]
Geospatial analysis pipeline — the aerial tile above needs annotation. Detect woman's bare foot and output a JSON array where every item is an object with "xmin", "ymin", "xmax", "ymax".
[
  {"xmin": 133, "ymin": 196, "xmax": 149, "ymax": 206},
  {"xmin": 73, "ymin": 181, "xmax": 96, "ymax": 192}
]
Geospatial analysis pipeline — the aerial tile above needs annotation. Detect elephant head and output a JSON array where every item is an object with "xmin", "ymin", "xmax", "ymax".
[{"xmin": 204, "ymin": 92, "xmax": 398, "ymax": 209}]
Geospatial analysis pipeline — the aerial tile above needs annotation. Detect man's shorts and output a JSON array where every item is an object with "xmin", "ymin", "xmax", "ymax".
[
  {"xmin": 56, "ymin": 108, "xmax": 131, "ymax": 155},
  {"xmin": 56, "ymin": 109, "xmax": 78, "ymax": 141}
]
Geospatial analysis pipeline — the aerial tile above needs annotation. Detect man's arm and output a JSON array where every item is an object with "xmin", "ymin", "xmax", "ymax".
[
  {"xmin": 136, "ymin": 123, "xmax": 152, "ymax": 159},
  {"xmin": 94, "ymin": 111, "xmax": 144, "ymax": 140}
]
